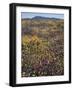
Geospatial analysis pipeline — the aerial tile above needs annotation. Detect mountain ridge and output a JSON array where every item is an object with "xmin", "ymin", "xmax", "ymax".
[{"xmin": 22, "ymin": 16, "xmax": 63, "ymax": 20}]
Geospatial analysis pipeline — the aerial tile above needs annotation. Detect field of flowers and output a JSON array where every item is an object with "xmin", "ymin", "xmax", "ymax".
[{"xmin": 21, "ymin": 19, "xmax": 64, "ymax": 77}]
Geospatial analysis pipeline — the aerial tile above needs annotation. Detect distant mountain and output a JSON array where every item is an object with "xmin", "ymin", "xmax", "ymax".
[
  {"xmin": 22, "ymin": 16, "xmax": 63, "ymax": 20},
  {"xmin": 32, "ymin": 16, "xmax": 62, "ymax": 20},
  {"xmin": 32, "ymin": 16, "xmax": 48, "ymax": 19}
]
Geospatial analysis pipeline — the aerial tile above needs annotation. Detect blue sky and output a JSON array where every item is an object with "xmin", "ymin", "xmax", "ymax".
[{"xmin": 21, "ymin": 12, "xmax": 64, "ymax": 19}]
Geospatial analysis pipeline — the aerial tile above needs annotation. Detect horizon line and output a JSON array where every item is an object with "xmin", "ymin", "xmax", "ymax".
[{"xmin": 21, "ymin": 16, "xmax": 64, "ymax": 20}]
